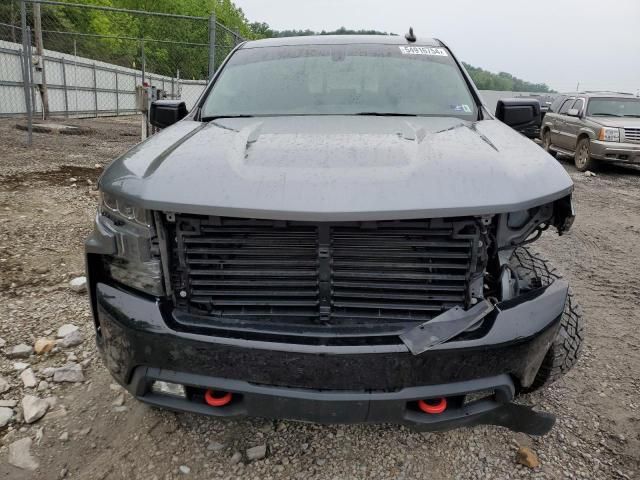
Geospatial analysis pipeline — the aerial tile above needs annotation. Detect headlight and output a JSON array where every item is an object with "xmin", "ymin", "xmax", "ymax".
[
  {"xmin": 98, "ymin": 191, "xmax": 163, "ymax": 296},
  {"xmin": 598, "ymin": 127, "xmax": 620, "ymax": 142},
  {"xmin": 100, "ymin": 192, "xmax": 151, "ymax": 226}
]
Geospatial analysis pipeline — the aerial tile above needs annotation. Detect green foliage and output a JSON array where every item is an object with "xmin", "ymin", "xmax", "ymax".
[
  {"xmin": 250, "ymin": 25, "xmax": 393, "ymax": 39},
  {"xmin": 462, "ymin": 62, "xmax": 553, "ymax": 93},
  {"xmin": 0, "ymin": 0, "xmax": 252, "ymax": 79}
]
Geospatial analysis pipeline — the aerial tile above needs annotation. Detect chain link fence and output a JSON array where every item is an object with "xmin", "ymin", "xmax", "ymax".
[{"xmin": 0, "ymin": 0, "xmax": 245, "ymax": 143}]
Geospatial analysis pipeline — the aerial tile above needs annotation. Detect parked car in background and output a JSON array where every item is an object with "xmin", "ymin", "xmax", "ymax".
[
  {"xmin": 517, "ymin": 93, "xmax": 556, "ymax": 121},
  {"xmin": 541, "ymin": 92, "xmax": 640, "ymax": 171}
]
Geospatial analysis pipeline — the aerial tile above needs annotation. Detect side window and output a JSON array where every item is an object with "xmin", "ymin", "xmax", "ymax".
[
  {"xmin": 559, "ymin": 99, "xmax": 575, "ymax": 115},
  {"xmin": 572, "ymin": 98, "xmax": 585, "ymax": 114},
  {"xmin": 549, "ymin": 96, "xmax": 566, "ymax": 113}
]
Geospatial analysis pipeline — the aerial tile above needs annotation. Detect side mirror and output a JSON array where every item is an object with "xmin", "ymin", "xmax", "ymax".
[
  {"xmin": 150, "ymin": 100, "xmax": 188, "ymax": 129},
  {"xmin": 567, "ymin": 108, "xmax": 580, "ymax": 117},
  {"xmin": 495, "ymin": 98, "xmax": 541, "ymax": 130}
]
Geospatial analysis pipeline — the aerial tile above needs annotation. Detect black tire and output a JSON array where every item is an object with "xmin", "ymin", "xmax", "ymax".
[
  {"xmin": 574, "ymin": 137, "xmax": 597, "ymax": 172},
  {"xmin": 541, "ymin": 129, "xmax": 557, "ymax": 158},
  {"xmin": 509, "ymin": 247, "xmax": 585, "ymax": 392}
]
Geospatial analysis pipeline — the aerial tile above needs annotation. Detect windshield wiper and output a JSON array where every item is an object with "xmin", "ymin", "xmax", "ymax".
[
  {"xmin": 623, "ymin": 114, "xmax": 640, "ymax": 118},
  {"xmin": 591, "ymin": 113, "xmax": 621, "ymax": 117},
  {"xmin": 354, "ymin": 112, "xmax": 418, "ymax": 117},
  {"xmin": 201, "ymin": 114, "xmax": 255, "ymax": 121}
]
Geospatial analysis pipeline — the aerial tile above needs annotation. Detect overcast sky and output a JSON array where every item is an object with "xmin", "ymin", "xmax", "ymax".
[{"xmin": 234, "ymin": 0, "xmax": 640, "ymax": 94}]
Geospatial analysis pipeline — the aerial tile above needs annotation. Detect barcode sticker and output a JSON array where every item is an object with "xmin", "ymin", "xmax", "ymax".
[{"xmin": 399, "ymin": 46, "xmax": 448, "ymax": 56}]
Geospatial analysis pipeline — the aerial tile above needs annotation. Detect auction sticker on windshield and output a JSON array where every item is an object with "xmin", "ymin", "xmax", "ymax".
[{"xmin": 399, "ymin": 46, "xmax": 448, "ymax": 56}]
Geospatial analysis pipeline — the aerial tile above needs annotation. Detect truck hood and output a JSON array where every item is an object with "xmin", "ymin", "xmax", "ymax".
[{"xmin": 100, "ymin": 116, "xmax": 573, "ymax": 221}]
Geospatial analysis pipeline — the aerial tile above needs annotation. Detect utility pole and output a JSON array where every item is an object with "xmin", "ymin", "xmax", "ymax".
[
  {"xmin": 575, "ymin": 81, "xmax": 580, "ymax": 92},
  {"xmin": 33, "ymin": 2, "xmax": 50, "ymax": 118}
]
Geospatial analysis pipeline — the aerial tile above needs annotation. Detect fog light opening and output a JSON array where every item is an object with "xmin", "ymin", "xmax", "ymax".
[
  {"xmin": 418, "ymin": 397, "xmax": 448, "ymax": 414},
  {"xmin": 151, "ymin": 380, "xmax": 186, "ymax": 398},
  {"xmin": 204, "ymin": 389, "xmax": 233, "ymax": 407}
]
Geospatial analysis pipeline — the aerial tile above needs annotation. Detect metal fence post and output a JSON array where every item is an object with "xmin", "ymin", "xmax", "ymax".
[
  {"xmin": 26, "ymin": 28, "xmax": 37, "ymax": 118},
  {"xmin": 115, "ymin": 71, "xmax": 119, "ymax": 116},
  {"xmin": 73, "ymin": 38, "xmax": 79, "ymax": 115},
  {"xmin": 92, "ymin": 62, "xmax": 98, "ymax": 117},
  {"xmin": 208, "ymin": 13, "xmax": 216, "ymax": 79},
  {"xmin": 20, "ymin": 0, "xmax": 32, "ymax": 144},
  {"xmin": 141, "ymin": 39, "xmax": 145, "ymax": 85},
  {"xmin": 61, "ymin": 57, "xmax": 69, "ymax": 117}
]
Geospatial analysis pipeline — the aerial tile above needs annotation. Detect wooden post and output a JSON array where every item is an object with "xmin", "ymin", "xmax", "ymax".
[
  {"xmin": 208, "ymin": 13, "xmax": 216, "ymax": 79},
  {"xmin": 20, "ymin": 0, "xmax": 32, "ymax": 145},
  {"xmin": 33, "ymin": 2, "xmax": 50, "ymax": 118}
]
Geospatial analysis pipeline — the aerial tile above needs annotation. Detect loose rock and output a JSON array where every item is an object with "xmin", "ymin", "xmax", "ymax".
[
  {"xmin": 53, "ymin": 363, "xmax": 85, "ymax": 383},
  {"xmin": 13, "ymin": 362, "xmax": 30, "ymax": 371},
  {"xmin": 69, "ymin": 276, "xmax": 87, "ymax": 293},
  {"xmin": 0, "ymin": 337, "xmax": 6, "ymax": 348},
  {"xmin": 0, "ymin": 407, "xmax": 13, "ymax": 427},
  {"xmin": 0, "ymin": 399, "xmax": 17, "ymax": 407},
  {"xmin": 516, "ymin": 446, "xmax": 541, "ymax": 468},
  {"xmin": 207, "ymin": 441, "xmax": 225, "ymax": 452},
  {"xmin": 37, "ymin": 380, "xmax": 49, "ymax": 392},
  {"xmin": 22, "ymin": 395, "xmax": 49, "ymax": 423},
  {"xmin": 179, "ymin": 465, "xmax": 191, "ymax": 475},
  {"xmin": 56, "ymin": 324, "xmax": 79, "ymax": 339},
  {"xmin": 59, "ymin": 431, "xmax": 69, "ymax": 442},
  {"xmin": 20, "ymin": 368, "xmax": 37, "ymax": 388},
  {"xmin": 8, "ymin": 437, "xmax": 39, "ymax": 471},
  {"xmin": 246, "ymin": 444, "xmax": 267, "ymax": 461},
  {"xmin": 112, "ymin": 393, "xmax": 125, "ymax": 407},
  {"xmin": 58, "ymin": 330, "xmax": 84, "ymax": 348},
  {"xmin": 34, "ymin": 338, "xmax": 56, "ymax": 355},
  {"xmin": 6, "ymin": 343, "xmax": 33, "ymax": 359},
  {"xmin": 230, "ymin": 452, "xmax": 242, "ymax": 464},
  {"xmin": 0, "ymin": 376, "xmax": 10, "ymax": 393}
]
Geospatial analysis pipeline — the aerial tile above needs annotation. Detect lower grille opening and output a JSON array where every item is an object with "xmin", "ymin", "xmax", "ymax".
[{"xmin": 166, "ymin": 214, "xmax": 486, "ymax": 343}]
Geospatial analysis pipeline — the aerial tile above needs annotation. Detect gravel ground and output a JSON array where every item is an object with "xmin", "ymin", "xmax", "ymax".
[{"xmin": 0, "ymin": 116, "xmax": 639, "ymax": 480}]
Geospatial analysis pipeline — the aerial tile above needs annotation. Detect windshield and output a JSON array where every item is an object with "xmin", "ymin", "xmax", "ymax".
[
  {"xmin": 587, "ymin": 98, "xmax": 640, "ymax": 117},
  {"xmin": 200, "ymin": 44, "xmax": 477, "ymax": 119}
]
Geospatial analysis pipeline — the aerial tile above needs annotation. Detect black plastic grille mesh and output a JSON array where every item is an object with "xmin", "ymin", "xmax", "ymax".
[{"xmin": 170, "ymin": 215, "xmax": 480, "ymax": 329}]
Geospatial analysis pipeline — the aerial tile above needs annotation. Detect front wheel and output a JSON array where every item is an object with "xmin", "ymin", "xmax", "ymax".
[
  {"xmin": 574, "ymin": 138, "xmax": 597, "ymax": 171},
  {"xmin": 509, "ymin": 247, "xmax": 585, "ymax": 392}
]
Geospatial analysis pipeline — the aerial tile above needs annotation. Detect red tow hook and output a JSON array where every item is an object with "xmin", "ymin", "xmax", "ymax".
[
  {"xmin": 418, "ymin": 397, "xmax": 447, "ymax": 414},
  {"xmin": 204, "ymin": 389, "xmax": 233, "ymax": 407}
]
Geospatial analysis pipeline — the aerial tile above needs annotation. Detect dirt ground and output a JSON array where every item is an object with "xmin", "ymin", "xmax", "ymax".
[{"xmin": 0, "ymin": 116, "xmax": 638, "ymax": 480}]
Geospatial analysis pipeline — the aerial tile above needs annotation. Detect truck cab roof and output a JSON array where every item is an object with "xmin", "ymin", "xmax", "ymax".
[{"xmin": 241, "ymin": 34, "xmax": 443, "ymax": 49}]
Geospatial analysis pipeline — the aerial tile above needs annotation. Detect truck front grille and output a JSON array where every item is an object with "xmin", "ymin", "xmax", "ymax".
[
  {"xmin": 624, "ymin": 128, "xmax": 640, "ymax": 144},
  {"xmin": 168, "ymin": 215, "xmax": 484, "ymax": 339}
]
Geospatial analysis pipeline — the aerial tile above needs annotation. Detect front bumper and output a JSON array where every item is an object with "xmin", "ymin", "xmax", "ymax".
[
  {"xmin": 91, "ymin": 278, "xmax": 568, "ymax": 434},
  {"xmin": 590, "ymin": 140, "xmax": 640, "ymax": 164}
]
